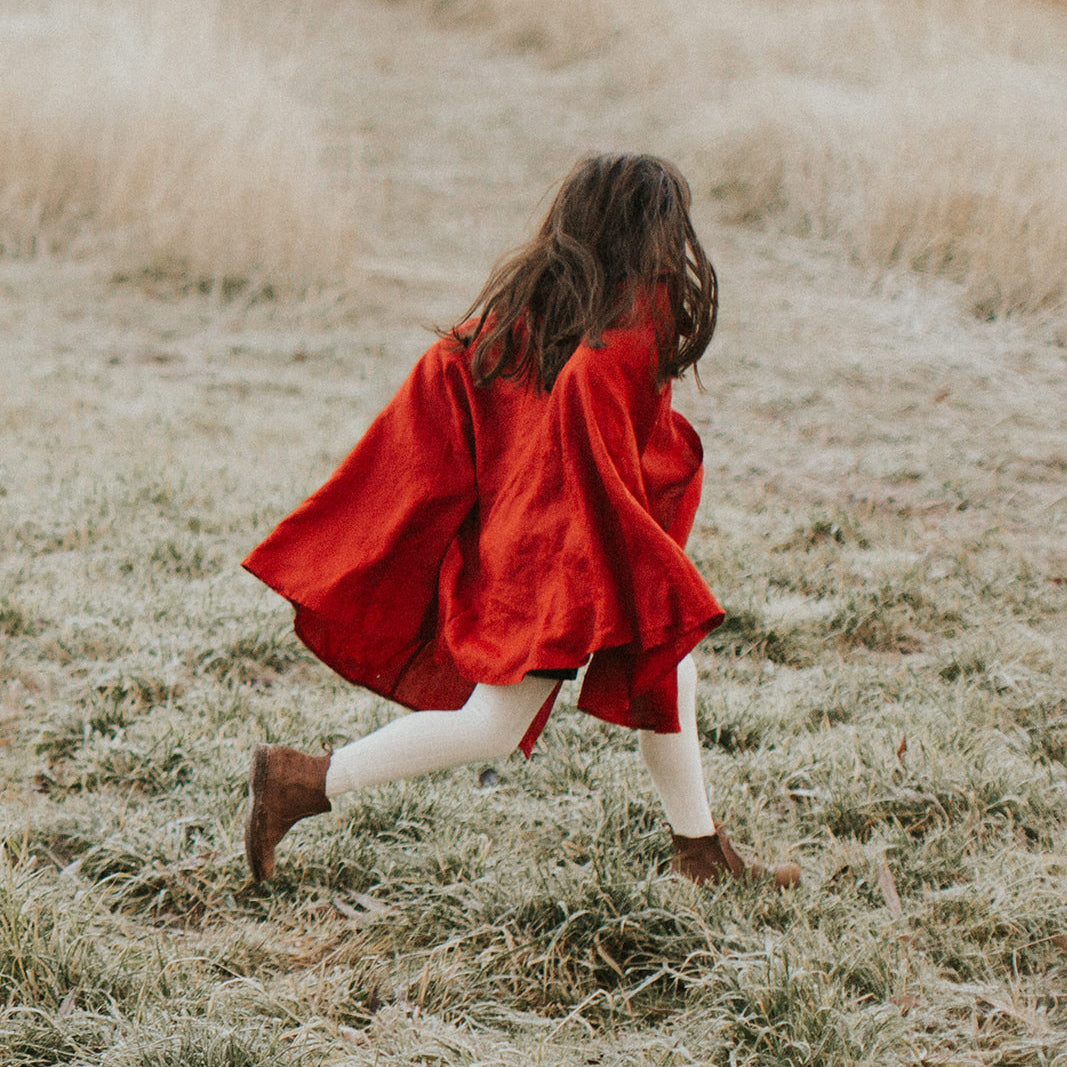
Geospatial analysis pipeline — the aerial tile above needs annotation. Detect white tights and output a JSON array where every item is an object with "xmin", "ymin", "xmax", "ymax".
[
  {"xmin": 635, "ymin": 655, "xmax": 715, "ymax": 837},
  {"xmin": 324, "ymin": 655, "xmax": 715, "ymax": 838}
]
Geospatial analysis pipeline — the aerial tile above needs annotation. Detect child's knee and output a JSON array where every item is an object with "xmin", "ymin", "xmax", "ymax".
[{"xmin": 464, "ymin": 681, "xmax": 548, "ymax": 757}]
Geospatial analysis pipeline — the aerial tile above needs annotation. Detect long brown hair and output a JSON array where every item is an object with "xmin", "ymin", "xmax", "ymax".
[{"xmin": 445, "ymin": 153, "xmax": 718, "ymax": 390}]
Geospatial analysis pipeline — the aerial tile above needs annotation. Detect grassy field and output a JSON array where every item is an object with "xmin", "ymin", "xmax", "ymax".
[{"xmin": 1, "ymin": 0, "xmax": 1065, "ymax": 1064}]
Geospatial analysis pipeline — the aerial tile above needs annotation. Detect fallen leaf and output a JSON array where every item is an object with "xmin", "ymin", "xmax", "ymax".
[
  {"xmin": 333, "ymin": 892, "xmax": 396, "ymax": 926},
  {"xmin": 593, "ymin": 934, "xmax": 625, "ymax": 979},
  {"xmin": 333, "ymin": 897, "xmax": 362, "ymax": 920},
  {"xmin": 890, "ymin": 993, "xmax": 921, "ymax": 1013},
  {"xmin": 896, "ymin": 735, "xmax": 907, "ymax": 764},
  {"xmin": 57, "ymin": 990, "xmax": 77, "ymax": 1019},
  {"xmin": 349, "ymin": 891, "xmax": 394, "ymax": 914},
  {"xmin": 878, "ymin": 856, "xmax": 903, "ymax": 916}
]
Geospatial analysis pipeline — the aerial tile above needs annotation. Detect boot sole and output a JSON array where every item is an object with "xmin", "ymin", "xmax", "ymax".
[{"xmin": 244, "ymin": 743, "xmax": 272, "ymax": 882}]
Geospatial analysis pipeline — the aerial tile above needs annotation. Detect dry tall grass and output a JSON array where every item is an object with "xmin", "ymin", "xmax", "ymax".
[
  {"xmin": 3, "ymin": 0, "xmax": 1063, "ymax": 319},
  {"xmin": 413, "ymin": 0, "xmax": 1067, "ymax": 326},
  {"xmin": 663, "ymin": 0, "xmax": 1067, "ymax": 324},
  {"xmin": 1, "ymin": 2, "xmax": 1065, "ymax": 1062},
  {"xmin": 0, "ymin": 0, "xmax": 359, "ymax": 293}
]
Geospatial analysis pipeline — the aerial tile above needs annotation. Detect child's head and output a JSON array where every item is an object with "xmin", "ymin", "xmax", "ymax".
[
  {"xmin": 538, "ymin": 153, "xmax": 698, "ymax": 295},
  {"xmin": 455, "ymin": 153, "xmax": 717, "ymax": 390}
]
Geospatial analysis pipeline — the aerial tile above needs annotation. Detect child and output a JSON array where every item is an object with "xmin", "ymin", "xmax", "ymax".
[{"xmin": 243, "ymin": 153, "xmax": 799, "ymax": 890}]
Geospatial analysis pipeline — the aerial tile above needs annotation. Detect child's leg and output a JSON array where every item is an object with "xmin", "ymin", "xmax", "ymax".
[
  {"xmin": 246, "ymin": 674, "xmax": 557, "ymax": 881},
  {"xmin": 637, "ymin": 654, "xmax": 716, "ymax": 838},
  {"xmin": 640, "ymin": 656, "xmax": 801, "ymax": 888},
  {"xmin": 324, "ymin": 674, "xmax": 557, "ymax": 797}
]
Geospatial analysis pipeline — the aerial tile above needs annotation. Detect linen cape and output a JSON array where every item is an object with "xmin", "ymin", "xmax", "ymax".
[{"xmin": 243, "ymin": 305, "xmax": 725, "ymax": 756}]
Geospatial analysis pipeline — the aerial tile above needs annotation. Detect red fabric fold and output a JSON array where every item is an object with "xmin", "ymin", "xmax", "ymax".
[{"xmin": 243, "ymin": 302, "xmax": 724, "ymax": 754}]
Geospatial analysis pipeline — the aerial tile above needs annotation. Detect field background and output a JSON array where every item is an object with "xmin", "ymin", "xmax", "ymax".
[{"xmin": 1, "ymin": 0, "xmax": 1065, "ymax": 1064}]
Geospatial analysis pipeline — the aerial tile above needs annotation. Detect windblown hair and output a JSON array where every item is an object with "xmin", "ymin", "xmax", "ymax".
[{"xmin": 445, "ymin": 153, "xmax": 718, "ymax": 390}]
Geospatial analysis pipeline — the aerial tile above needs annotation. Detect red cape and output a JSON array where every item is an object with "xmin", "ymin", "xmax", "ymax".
[{"xmin": 243, "ymin": 307, "xmax": 724, "ymax": 755}]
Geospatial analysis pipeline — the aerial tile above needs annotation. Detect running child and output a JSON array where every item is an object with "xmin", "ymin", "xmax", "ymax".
[{"xmin": 243, "ymin": 152, "xmax": 799, "ymax": 890}]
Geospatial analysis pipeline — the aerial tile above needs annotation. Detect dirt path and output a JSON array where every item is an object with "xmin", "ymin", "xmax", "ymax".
[{"xmin": 291, "ymin": 0, "xmax": 638, "ymax": 319}]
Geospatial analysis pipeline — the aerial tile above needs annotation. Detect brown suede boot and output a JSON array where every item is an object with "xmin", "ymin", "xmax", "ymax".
[
  {"xmin": 245, "ymin": 744, "xmax": 332, "ymax": 882},
  {"xmin": 671, "ymin": 825, "xmax": 800, "ymax": 890}
]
